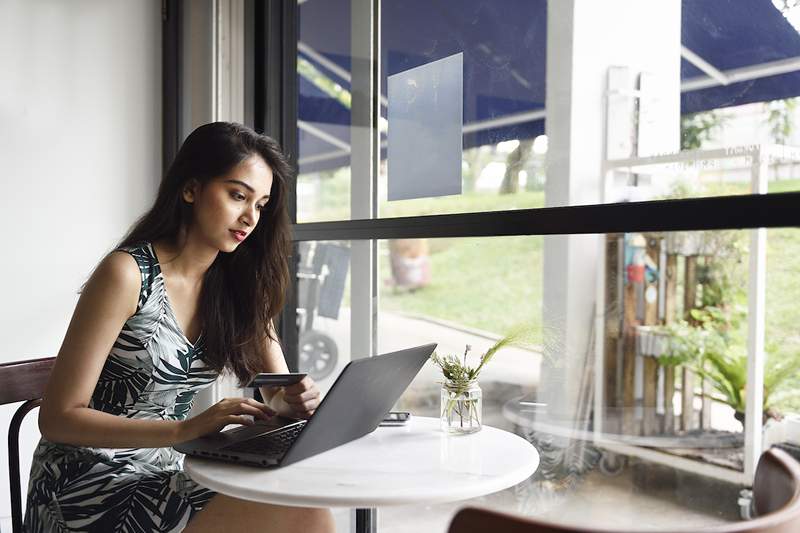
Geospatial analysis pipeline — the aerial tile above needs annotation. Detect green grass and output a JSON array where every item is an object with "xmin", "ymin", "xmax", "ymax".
[
  {"xmin": 299, "ymin": 168, "xmax": 545, "ymax": 222},
  {"xmin": 379, "ymin": 236, "xmax": 544, "ymax": 340},
  {"xmin": 380, "ymin": 189, "xmax": 545, "ymax": 218}
]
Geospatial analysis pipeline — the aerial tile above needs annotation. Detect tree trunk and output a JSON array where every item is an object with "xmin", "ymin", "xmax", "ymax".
[{"xmin": 500, "ymin": 139, "xmax": 533, "ymax": 194}]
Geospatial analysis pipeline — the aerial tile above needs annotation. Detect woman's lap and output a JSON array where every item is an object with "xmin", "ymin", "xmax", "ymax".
[{"xmin": 24, "ymin": 460, "xmax": 216, "ymax": 533}]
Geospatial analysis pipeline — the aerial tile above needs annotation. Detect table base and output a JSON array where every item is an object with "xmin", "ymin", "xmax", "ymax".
[{"xmin": 355, "ymin": 507, "xmax": 377, "ymax": 533}]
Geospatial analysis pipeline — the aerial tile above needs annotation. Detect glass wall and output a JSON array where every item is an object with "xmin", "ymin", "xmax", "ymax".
[
  {"xmin": 293, "ymin": 230, "xmax": 799, "ymax": 529},
  {"xmin": 297, "ymin": 0, "xmax": 800, "ymax": 224},
  {"xmin": 288, "ymin": 0, "xmax": 800, "ymax": 531}
]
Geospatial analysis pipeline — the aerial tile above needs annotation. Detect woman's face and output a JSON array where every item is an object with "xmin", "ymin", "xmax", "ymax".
[{"xmin": 184, "ymin": 154, "xmax": 274, "ymax": 253}]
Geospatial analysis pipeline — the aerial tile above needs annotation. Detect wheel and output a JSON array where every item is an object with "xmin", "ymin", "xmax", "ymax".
[
  {"xmin": 298, "ymin": 330, "xmax": 338, "ymax": 381},
  {"xmin": 598, "ymin": 451, "xmax": 626, "ymax": 477}
]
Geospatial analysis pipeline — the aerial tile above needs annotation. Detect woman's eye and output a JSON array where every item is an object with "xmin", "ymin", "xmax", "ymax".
[
  {"xmin": 256, "ymin": 204, "xmax": 266, "ymax": 211},
  {"xmin": 231, "ymin": 192, "xmax": 246, "ymax": 201}
]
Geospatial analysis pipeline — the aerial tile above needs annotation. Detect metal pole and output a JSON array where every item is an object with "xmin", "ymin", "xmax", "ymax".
[
  {"xmin": 744, "ymin": 145, "xmax": 768, "ymax": 482},
  {"xmin": 349, "ymin": 0, "xmax": 376, "ymax": 360},
  {"xmin": 354, "ymin": 508, "xmax": 378, "ymax": 533}
]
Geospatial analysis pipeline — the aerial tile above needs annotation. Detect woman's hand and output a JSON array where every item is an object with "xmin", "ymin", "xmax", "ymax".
[
  {"xmin": 177, "ymin": 397, "xmax": 276, "ymax": 443},
  {"xmin": 281, "ymin": 376, "xmax": 321, "ymax": 419}
]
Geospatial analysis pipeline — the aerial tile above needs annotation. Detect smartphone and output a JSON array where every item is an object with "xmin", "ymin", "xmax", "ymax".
[
  {"xmin": 379, "ymin": 411, "xmax": 411, "ymax": 426},
  {"xmin": 245, "ymin": 372, "xmax": 307, "ymax": 387}
]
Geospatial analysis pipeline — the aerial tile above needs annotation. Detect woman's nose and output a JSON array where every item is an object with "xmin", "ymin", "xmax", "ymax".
[{"xmin": 240, "ymin": 204, "xmax": 257, "ymax": 225}]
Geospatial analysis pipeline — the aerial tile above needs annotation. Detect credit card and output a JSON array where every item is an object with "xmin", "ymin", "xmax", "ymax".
[{"xmin": 245, "ymin": 372, "xmax": 307, "ymax": 387}]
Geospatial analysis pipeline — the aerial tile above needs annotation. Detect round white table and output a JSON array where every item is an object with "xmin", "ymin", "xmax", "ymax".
[{"xmin": 184, "ymin": 416, "xmax": 539, "ymax": 533}]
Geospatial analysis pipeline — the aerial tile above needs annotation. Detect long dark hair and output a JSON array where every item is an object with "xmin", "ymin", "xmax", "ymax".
[{"xmin": 115, "ymin": 122, "xmax": 292, "ymax": 385}]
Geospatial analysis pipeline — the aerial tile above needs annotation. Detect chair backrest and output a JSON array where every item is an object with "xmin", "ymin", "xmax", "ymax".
[
  {"xmin": 0, "ymin": 357, "xmax": 55, "ymax": 406},
  {"xmin": 753, "ymin": 447, "xmax": 800, "ymax": 517},
  {"xmin": 1, "ymin": 357, "xmax": 56, "ymax": 533},
  {"xmin": 447, "ymin": 448, "xmax": 800, "ymax": 533}
]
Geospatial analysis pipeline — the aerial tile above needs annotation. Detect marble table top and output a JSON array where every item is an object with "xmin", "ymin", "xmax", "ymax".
[{"xmin": 184, "ymin": 415, "xmax": 540, "ymax": 508}]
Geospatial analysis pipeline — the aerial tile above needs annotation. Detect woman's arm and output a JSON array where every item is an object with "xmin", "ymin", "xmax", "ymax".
[{"xmin": 38, "ymin": 251, "xmax": 192, "ymax": 447}]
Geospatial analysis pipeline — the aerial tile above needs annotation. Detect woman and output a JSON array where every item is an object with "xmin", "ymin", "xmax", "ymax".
[{"xmin": 24, "ymin": 122, "xmax": 335, "ymax": 532}]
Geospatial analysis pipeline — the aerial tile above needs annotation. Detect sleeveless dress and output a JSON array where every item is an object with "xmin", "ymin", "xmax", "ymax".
[{"xmin": 24, "ymin": 242, "xmax": 220, "ymax": 532}]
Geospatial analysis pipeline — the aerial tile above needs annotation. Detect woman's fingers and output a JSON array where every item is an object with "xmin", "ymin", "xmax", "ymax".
[
  {"xmin": 229, "ymin": 402, "xmax": 272, "ymax": 420},
  {"xmin": 283, "ymin": 376, "xmax": 315, "ymax": 396},
  {"xmin": 298, "ymin": 399, "xmax": 319, "ymax": 412},
  {"xmin": 219, "ymin": 397, "xmax": 276, "ymax": 417},
  {"xmin": 242, "ymin": 397, "xmax": 277, "ymax": 416},
  {"xmin": 225, "ymin": 414, "xmax": 255, "ymax": 426},
  {"xmin": 283, "ymin": 389, "xmax": 319, "ymax": 404}
]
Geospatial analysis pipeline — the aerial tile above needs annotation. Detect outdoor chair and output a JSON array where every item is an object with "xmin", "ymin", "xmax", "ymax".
[
  {"xmin": 1, "ymin": 357, "xmax": 55, "ymax": 533},
  {"xmin": 447, "ymin": 448, "xmax": 800, "ymax": 533}
]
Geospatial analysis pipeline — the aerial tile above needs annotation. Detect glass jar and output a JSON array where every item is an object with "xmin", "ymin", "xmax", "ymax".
[{"xmin": 440, "ymin": 380, "xmax": 482, "ymax": 434}]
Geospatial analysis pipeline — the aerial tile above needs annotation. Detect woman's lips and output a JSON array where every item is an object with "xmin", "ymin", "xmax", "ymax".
[{"xmin": 230, "ymin": 230, "xmax": 246, "ymax": 242}]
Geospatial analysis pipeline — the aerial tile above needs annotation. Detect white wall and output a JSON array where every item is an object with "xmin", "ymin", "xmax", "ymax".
[{"xmin": 0, "ymin": 0, "xmax": 162, "ymax": 521}]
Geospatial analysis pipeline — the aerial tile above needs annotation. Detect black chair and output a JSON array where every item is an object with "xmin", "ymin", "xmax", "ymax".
[
  {"xmin": 1, "ymin": 357, "xmax": 55, "ymax": 533},
  {"xmin": 448, "ymin": 448, "xmax": 800, "ymax": 533}
]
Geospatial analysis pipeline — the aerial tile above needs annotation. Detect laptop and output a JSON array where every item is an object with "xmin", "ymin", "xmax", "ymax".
[{"xmin": 174, "ymin": 343, "xmax": 437, "ymax": 468}]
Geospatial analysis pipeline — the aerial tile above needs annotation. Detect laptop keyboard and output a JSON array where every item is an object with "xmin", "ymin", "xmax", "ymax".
[{"xmin": 221, "ymin": 421, "xmax": 307, "ymax": 456}]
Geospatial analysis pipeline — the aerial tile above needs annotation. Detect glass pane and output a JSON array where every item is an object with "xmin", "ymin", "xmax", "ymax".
[
  {"xmin": 376, "ymin": 1, "xmax": 800, "ymax": 217},
  {"xmin": 766, "ymin": 227, "xmax": 800, "ymax": 419},
  {"xmin": 297, "ymin": 0, "xmax": 359, "ymax": 223},
  {"xmin": 369, "ymin": 228, "xmax": 799, "ymax": 531},
  {"xmin": 298, "ymin": 1, "xmax": 800, "ymax": 224}
]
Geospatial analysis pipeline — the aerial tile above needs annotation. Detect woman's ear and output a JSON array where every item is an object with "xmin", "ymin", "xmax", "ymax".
[{"xmin": 182, "ymin": 179, "xmax": 200, "ymax": 204}]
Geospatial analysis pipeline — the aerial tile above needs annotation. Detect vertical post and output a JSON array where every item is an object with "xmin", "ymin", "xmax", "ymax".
[
  {"xmin": 664, "ymin": 366, "xmax": 675, "ymax": 433},
  {"xmin": 546, "ymin": 0, "xmax": 680, "ymax": 430},
  {"xmin": 622, "ymin": 280, "xmax": 638, "ymax": 435},
  {"xmin": 350, "ymin": 0, "xmax": 379, "ymax": 359},
  {"xmin": 663, "ymin": 252, "xmax": 677, "ymax": 432},
  {"xmin": 162, "ymin": 0, "xmax": 183, "ymax": 174},
  {"xmin": 699, "ymin": 260, "xmax": 713, "ymax": 430},
  {"xmin": 642, "ymin": 236, "xmax": 660, "ymax": 435},
  {"xmin": 681, "ymin": 255, "xmax": 698, "ymax": 431},
  {"xmin": 744, "ymin": 146, "xmax": 768, "ymax": 481},
  {"xmin": 643, "ymin": 357, "xmax": 658, "ymax": 435},
  {"xmin": 259, "ymin": 0, "xmax": 300, "ymax": 369},
  {"xmin": 353, "ymin": 508, "xmax": 378, "ymax": 533},
  {"xmin": 594, "ymin": 232, "xmax": 608, "ymax": 436}
]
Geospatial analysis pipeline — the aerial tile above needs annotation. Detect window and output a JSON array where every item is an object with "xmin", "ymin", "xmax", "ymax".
[{"xmin": 253, "ymin": 0, "xmax": 800, "ymax": 530}]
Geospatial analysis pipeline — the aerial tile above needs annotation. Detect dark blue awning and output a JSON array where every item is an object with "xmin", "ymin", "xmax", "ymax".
[
  {"xmin": 298, "ymin": 0, "xmax": 800, "ymax": 173},
  {"xmin": 681, "ymin": 0, "xmax": 800, "ymax": 112}
]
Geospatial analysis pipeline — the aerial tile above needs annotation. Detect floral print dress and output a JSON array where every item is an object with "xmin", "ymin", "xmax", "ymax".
[{"xmin": 25, "ymin": 242, "xmax": 219, "ymax": 532}]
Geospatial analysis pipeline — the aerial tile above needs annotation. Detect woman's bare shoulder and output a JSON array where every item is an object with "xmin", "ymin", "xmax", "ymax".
[{"xmin": 84, "ymin": 250, "xmax": 143, "ymax": 317}]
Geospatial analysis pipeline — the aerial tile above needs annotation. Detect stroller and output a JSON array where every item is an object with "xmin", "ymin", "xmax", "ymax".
[{"xmin": 296, "ymin": 242, "xmax": 350, "ymax": 380}]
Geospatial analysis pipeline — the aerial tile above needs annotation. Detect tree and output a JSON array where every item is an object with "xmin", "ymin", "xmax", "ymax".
[
  {"xmin": 765, "ymin": 98, "xmax": 797, "ymax": 145},
  {"xmin": 764, "ymin": 97, "xmax": 798, "ymax": 180},
  {"xmin": 680, "ymin": 110, "xmax": 727, "ymax": 150}
]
